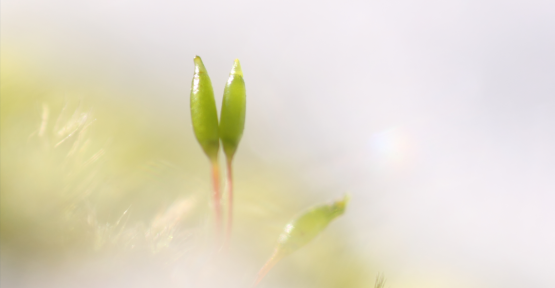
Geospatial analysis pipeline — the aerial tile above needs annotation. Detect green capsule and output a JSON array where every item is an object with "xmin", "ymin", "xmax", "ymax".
[
  {"xmin": 253, "ymin": 195, "xmax": 349, "ymax": 287},
  {"xmin": 276, "ymin": 194, "xmax": 349, "ymax": 256},
  {"xmin": 190, "ymin": 56, "xmax": 219, "ymax": 161},
  {"xmin": 219, "ymin": 59, "xmax": 246, "ymax": 160}
]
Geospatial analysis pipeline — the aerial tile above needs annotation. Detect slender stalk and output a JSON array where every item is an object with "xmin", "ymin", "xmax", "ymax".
[
  {"xmin": 211, "ymin": 161, "xmax": 222, "ymax": 238},
  {"xmin": 252, "ymin": 251, "xmax": 282, "ymax": 287},
  {"xmin": 225, "ymin": 158, "xmax": 234, "ymax": 246}
]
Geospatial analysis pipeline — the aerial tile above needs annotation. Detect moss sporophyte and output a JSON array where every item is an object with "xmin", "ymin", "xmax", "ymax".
[
  {"xmin": 220, "ymin": 59, "xmax": 246, "ymax": 244},
  {"xmin": 252, "ymin": 195, "xmax": 350, "ymax": 287},
  {"xmin": 190, "ymin": 56, "xmax": 222, "ymax": 235}
]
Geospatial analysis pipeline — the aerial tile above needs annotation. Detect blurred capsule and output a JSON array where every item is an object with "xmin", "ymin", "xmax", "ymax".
[
  {"xmin": 276, "ymin": 194, "xmax": 349, "ymax": 255},
  {"xmin": 219, "ymin": 59, "xmax": 246, "ymax": 160},
  {"xmin": 190, "ymin": 56, "xmax": 219, "ymax": 161},
  {"xmin": 253, "ymin": 195, "xmax": 349, "ymax": 287}
]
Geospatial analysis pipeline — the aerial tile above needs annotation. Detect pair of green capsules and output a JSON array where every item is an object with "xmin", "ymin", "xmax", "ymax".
[
  {"xmin": 190, "ymin": 56, "xmax": 246, "ymax": 163},
  {"xmin": 190, "ymin": 56, "xmax": 246, "ymax": 239}
]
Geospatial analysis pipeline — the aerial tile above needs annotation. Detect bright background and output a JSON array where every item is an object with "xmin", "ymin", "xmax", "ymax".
[{"xmin": 1, "ymin": 0, "xmax": 554, "ymax": 287}]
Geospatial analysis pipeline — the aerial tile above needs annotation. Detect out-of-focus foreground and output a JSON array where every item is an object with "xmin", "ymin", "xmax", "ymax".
[{"xmin": 0, "ymin": 55, "xmax": 371, "ymax": 288}]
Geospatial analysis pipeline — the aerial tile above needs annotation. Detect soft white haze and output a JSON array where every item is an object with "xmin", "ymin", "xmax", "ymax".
[{"xmin": 2, "ymin": 0, "xmax": 554, "ymax": 287}]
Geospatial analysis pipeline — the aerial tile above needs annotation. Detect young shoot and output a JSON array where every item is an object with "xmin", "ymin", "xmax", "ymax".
[
  {"xmin": 253, "ymin": 194, "xmax": 350, "ymax": 287},
  {"xmin": 219, "ymin": 59, "xmax": 246, "ymax": 244},
  {"xmin": 190, "ymin": 56, "xmax": 222, "ymax": 236}
]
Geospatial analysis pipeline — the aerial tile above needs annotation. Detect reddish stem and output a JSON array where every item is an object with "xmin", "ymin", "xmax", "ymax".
[
  {"xmin": 252, "ymin": 251, "xmax": 282, "ymax": 287},
  {"xmin": 225, "ymin": 158, "xmax": 233, "ymax": 246},
  {"xmin": 211, "ymin": 161, "xmax": 222, "ymax": 238}
]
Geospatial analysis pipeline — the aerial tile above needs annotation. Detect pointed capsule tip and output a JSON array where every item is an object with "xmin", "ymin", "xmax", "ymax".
[
  {"xmin": 231, "ymin": 59, "xmax": 243, "ymax": 77},
  {"xmin": 194, "ymin": 56, "xmax": 206, "ymax": 72}
]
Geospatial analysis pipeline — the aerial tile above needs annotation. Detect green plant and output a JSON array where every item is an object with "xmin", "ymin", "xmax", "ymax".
[
  {"xmin": 253, "ymin": 195, "xmax": 350, "ymax": 286},
  {"xmin": 190, "ymin": 56, "xmax": 222, "ymax": 234},
  {"xmin": 189, "ymin": 57, "xmax": 359, "ymax": 287},
  {"xmin": 220, "ymin": 59, "xmax": 246, "ymax": 243}
]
